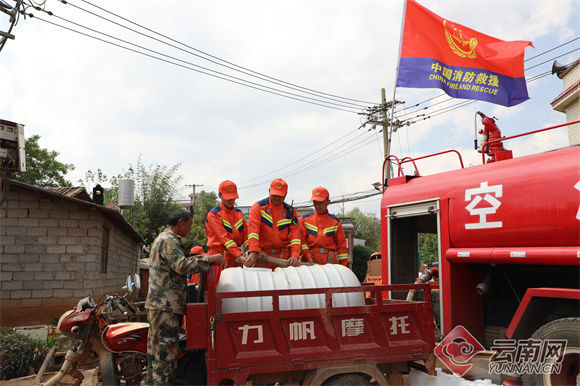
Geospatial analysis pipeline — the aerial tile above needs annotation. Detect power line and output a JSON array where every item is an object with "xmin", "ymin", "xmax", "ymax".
[
  {"xmin": 63, "ymin": 0, "xmax": 377, "ymax": 107},
  {"xmin": 26, "ymin": 6, "xmax": 363, "ymax": 111},
  {"xmin": 238, "ymin": 130, "xmax": 379, "ymax": 190},
  {"xmin": 238, "ymin": 114, "xmax": 384, "ymax": 187},
  {"xmin": 25, "ymin": 6, "xmax": 383, "ymax": 187},
  {"xmin": 293, "ymin": 189, "xmax": 381, "ymax": 209},
  {"xmin": 396, "ymin": 94, "xmax": 456, "ymax": 119},
  {"xmin": 395, "ymin": 93, "xmax": 446, "ymax": 113},
  {"xmin": 238, "ymin": 127, "xmax": 364, "ymax": 185},
  {"xmin": 525, "ymin": 37, "xmax": 580, "ymax": 62},
  {"xmin": 525, "ymin": 48, "xmax": 579, "ymax": 71},
  {"xmin": 278, "ymin": 133, "xmax": 380, "ymax": 181},
  {"xmin": 25, "ymin": 10, "xmax": 362, "ymax": 114},
  {"xmin": 280, "ymin": 133, "xmax": 378, "ymax": 179}
]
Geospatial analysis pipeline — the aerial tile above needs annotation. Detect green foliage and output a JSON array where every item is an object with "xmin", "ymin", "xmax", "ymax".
[
  {"xmin": 419, "ymin": 233, "xmax": 438, "ymax": 265},
  {"xmin": 0, "ymin": 329, "xmax": 49, "ymax": 380},
  {"xmin": 82, "ymin": 168, "xmax": 118, "ymax": 204},
  {"xmin": 352, "ymin": 245, "xmax": 374, "ymax": 282},
  {"xmin": 80, "ymin": 157, "xmax": 182, "ymax": 245},
  {"xmin": 339, "ymin": 208, "xmax": 381, "ymax": 251},
  {"xmin": 182, "ymin": 191, "xmax": 219, "ymax": 252},
  {"xmin": 14, "ymin": 135, "xmax": 74, "ymax": 187}
]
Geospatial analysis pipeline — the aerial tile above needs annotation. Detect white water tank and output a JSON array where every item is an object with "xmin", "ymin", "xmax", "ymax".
[
  {"xmin": 118, "ymin": 179, "xmax": 135, "ymax": 208},
  {"xmin": 216, "ymin": 264, "xmax": 364, "ymax": 313}
]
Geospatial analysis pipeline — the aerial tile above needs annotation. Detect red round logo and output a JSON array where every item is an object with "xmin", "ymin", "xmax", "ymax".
[{"xmin": 434, "ymin": 325, "xmax": 485, "ymax": 377}]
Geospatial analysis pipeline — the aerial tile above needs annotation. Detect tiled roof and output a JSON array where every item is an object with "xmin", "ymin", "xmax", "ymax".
[{"xmin": 45, "ymin": 186, "xmax": 93, "ymax": 202}]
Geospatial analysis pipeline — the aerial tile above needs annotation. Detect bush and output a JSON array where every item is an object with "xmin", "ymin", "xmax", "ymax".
[
  {"xmin": 352, "ymin": 245, "xmax": 375, "ymax": 282},
  {"xmin": 0, "ymin": 328, "xmax": 51, "ymax": 380}
]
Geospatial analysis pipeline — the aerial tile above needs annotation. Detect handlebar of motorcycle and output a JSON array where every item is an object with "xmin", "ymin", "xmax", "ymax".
[
  {"xmin": 120, "ymin": 297, "xmax": 136, "ymax": 314},
  {"xmin": 116, "ymin": 301, "xmax": 128, "ymax": 316}
]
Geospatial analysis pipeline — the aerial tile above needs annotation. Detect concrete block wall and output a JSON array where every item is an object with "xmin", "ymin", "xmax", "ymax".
[{"xmin": 0, "ymin": 185, "xmax": 140, "ymax": 326}]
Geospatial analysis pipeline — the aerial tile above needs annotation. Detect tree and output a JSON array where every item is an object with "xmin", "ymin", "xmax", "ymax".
[
  {"xmin": 340, "ymin": 208, "xmax": 381, "ymax": 251},
  {"xmin": 419, "ymin": 233, "xmax": 438, "ymax": 265},
  {"xmin": 352, "ymin": 245, "xmax": 374, "ymax": 282},
  {"xmin": 81, "ymin": 157, "xmax": 182, "ymax": 245},
  {"xmin": 14, "ymin": 135, "xmax": 74, "ymax": 187},
  {"xmin": 182, "ymin": 191, "xmax": 218, "ymax": 252},
  {"xmin": 133, "ymin": 160, "xmax": 182, "ymax": 245}
]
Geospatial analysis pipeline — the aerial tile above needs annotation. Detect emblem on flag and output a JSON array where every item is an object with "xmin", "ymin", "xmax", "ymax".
[{"xmin": 443, "ymin": 20, "xmax": 477, "ymax": 59}]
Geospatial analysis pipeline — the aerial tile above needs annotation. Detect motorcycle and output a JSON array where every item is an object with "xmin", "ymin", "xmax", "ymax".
[
  {"xmin": 36, "ymin": 274, "xmax": 206, "ymax": 386},
  {"xmin": 36, "ymin": 275, "xmax": 149, "ymax": 386}
]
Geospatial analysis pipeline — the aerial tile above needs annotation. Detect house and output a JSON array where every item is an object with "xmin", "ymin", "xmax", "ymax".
[
  {"xmin": 0, "ymin": 180, "xmax": 143, "ymax": 327},
  {"xmin": 551, "ymin": 59, "xmax": 580, "ymax": 145}
]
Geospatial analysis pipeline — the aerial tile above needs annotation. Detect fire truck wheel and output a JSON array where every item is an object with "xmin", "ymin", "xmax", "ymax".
[
  {"xmin": 322, "ymin": 373, "xmax": 372, "ymax": 385},
  {"xmin": 521, "ymin": 317, "xmax": 579, "ymax": 386}
]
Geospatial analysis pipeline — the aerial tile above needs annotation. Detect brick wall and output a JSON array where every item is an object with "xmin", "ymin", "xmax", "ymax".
[{"xmin": 0, "ymin": 184, "xmax": 140, "ymax": 327}]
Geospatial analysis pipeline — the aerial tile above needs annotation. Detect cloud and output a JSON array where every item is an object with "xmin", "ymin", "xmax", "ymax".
[{"xmin": 1, "ymin": 0, "xmax": 577, "ymax": 218}]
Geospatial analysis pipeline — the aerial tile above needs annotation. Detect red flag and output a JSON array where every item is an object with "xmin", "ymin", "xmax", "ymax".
[{"xmin": 396, "ymin": 0, "xmax": 533, "ymax": 107}]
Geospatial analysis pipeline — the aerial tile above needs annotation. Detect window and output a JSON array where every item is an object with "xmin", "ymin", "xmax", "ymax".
[{"xmin": 100, "ymin": 227, "xmax": 110, "ymax": 273}]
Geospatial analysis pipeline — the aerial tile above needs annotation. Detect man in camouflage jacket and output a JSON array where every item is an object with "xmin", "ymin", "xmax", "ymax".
[{"xmin": 145, "ymin": 209, "xmax": 222, "ymax": 385}]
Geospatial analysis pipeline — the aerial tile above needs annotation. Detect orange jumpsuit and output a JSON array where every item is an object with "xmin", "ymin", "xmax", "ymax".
[
  {"xmin": 206, "ymin": 203, "xmax": 248, "ymax": 268},
  {"xmin": 248, "ymin": 198, "xmax": 301, "ymax": 269},
  {"xmin": 299, "ymin": 212, "xmax": 349, "ymax": 265}
]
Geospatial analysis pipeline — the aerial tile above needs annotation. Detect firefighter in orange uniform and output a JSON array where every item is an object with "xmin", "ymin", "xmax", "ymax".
[
  {"xmin": 187, "ymin": 246, "xmax": 205, "ymax": 286},
  {"xmin": 206, "ymin": 180, "xmax": 248, "ymax": 268},
  {"xmin": 246, "ymin": 178, "xmax": 301, "ymax": 269},
  {"xmin": 299, "ymin": 187, "xmax": 349, "ymax": 266}
]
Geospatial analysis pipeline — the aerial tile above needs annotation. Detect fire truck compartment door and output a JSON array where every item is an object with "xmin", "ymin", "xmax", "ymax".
[{"xmin": 447, "ymin": 247, "xmax": 580, "ymax": 265}]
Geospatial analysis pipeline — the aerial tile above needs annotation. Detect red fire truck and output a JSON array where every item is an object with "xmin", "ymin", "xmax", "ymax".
[{"xmin": 380, "ymin": 117, "xmax": 580, "ymax": 384}]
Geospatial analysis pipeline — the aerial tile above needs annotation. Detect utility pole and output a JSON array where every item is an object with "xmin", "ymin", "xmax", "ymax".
[
  {"xmin": 361, "ymin": 89, "xmax": 404, "ymax": 185},
  {"xmin": 0, "ymin": 1, "xmax": 18, "ymax": 53},
  {"xmin": 185, "ymin": 183, "xmax": 203, "ymax": 213},
  {"xmin": 380, "ymin": 88, "xmax": 391, "ymax": 180}
]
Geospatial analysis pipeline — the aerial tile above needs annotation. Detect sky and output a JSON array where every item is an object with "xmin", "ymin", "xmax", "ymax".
[{"xmin": 1, "ymin": 0, "xmax": 578, "ymax": 216}]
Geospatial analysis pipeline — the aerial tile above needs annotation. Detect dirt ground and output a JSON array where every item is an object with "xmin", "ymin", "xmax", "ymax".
[{"xmin": 0, "ymin": 368, "xmax": 99, "ymax": 386}]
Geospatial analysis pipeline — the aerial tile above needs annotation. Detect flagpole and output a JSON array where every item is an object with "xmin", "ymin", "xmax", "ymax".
[{"xmin": 386, "ymin": 0, "xmax": 408, "ymax": 181}]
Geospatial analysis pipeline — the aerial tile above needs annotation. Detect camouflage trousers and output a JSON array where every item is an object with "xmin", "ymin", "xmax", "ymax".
[{"xmin": 146, "ymin": 309, "xmax": 181, "ymax": 385}]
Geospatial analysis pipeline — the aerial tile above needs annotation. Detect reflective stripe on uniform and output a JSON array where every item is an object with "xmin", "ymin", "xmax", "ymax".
[
  {"xmin": 290, "ymin": 238, "xmax": 301, "ymax": 246},
  {"xmin": 221, "ymin": 218, "xmax": 233, "ymax": 233},
  {"xmin": 248, "ymin": 233, "xmax": 259, "ymax": 240},
  {"xmin": 301, "ymin": 244, "xmax": 309, "ymax": 250},
  {"xmin": 224, "ymin": 240, "xmax": 236, "ymax": 249},
  {"xmin": 305, "ymin": 222, "xmax": 318, "ymax": 235},
  {"xmin": 242, "ymin": 240, "xmax": 249, "ymax": 248},
  {"xmin": 337, "ymin": 253, "xmax": 349, "ymax": 260},
  {"xmin": 234, "ymin": 218, "xmax": 244, "ymax": 231},
  {"xmin": 323, "ymin": 226, "xmax": 338, "ymax": 235},
  {"xmin": 261, "ymin": 210, "xmax": 273, "ymax": 227},
  {"xmin": 277, "ymin": 218, "xmax": 291, "ymax": 230}
]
